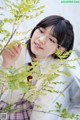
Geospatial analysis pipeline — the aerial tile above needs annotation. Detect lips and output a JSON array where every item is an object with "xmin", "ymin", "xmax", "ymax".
[{"xmin": 34, "ymin": 42, "xmax": 43, "ymax": 49}]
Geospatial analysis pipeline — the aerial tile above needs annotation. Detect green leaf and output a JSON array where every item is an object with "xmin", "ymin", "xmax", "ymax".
[
  {"xmin": 58, "ymin": 70, "xmax": 71, "ymax": 77},
  {"xmin": 4, "ymin": 18, "xmax": 13, "ymax": 24},
  {"xmin": 35, "ymin": 104, "xmax": 42, "ymax": 108},
  {"xmin": 56, "ymin": 109, "xmax": 60, "ymax": 112}
]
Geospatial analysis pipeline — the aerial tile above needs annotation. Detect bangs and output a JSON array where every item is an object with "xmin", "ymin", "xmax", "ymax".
[{"xmin": 53, "ymin": 20, "xmax": 67, "ymax": 46}]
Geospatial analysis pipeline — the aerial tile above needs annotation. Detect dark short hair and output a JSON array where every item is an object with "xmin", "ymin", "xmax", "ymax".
[{"xmin": 27, "ymin": 15, "xmax": 74, "ymax": 59}]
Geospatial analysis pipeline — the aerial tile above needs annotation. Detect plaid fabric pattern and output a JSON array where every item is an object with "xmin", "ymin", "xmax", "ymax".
[{"xmin": 0, "ymin": 99, "xmax": 34, "ymax": 120}]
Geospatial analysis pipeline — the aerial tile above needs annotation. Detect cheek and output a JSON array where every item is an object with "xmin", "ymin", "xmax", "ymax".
[
  {"xmin": 47, "ymin": 45, "xmax": 57, "ymax": 55},
  {"xmin": 31, "ymin": 31, "xmax": 39, "ymax": 42},
  {"xmin": 31, "ymin": 36, "xmax": 37, "ymax": 45}
]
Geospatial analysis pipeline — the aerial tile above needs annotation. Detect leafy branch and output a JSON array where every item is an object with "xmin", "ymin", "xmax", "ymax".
[
  {"xmin": 0, "ymin": 0, "xmax": 44, "ymax": 54},
  {"xmin": 55, "ymin": 102, "xmax": 80, "ymax": 120},
  {"xmin": 0, "ymin": 1, "xmax": 80, "ymax": 120}
]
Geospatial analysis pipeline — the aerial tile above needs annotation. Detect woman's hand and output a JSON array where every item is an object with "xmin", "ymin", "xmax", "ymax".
[{"xmin": 2, "ymin": 42, "xmax": 22, "ymax": 68}]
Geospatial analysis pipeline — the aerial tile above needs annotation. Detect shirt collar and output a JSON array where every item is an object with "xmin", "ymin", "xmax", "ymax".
[{"xmin": 25, "ymin": 50, "xmax": 52, "ymax": 67}]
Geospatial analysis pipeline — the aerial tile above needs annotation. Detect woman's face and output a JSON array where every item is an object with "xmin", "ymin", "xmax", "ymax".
[{"xmin": 31, "ymin": 26, "xmax": 58, "ymax": 60}]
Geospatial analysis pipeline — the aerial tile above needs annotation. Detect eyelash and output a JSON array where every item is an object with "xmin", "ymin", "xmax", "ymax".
[
  {"xmin": 39, "ymin": 28, "xmax": 44, "ymax": 33},
  {"xmin": 49, "ymin": 38, "xmax": 55, "ymax": 43}
]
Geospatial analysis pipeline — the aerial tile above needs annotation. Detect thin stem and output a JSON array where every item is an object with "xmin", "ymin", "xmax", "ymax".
[
  {"xmin": 33, "ymin": 109, "xmax": 61, "ymax": 117},
  {"xmin": 0, "ymin": 27, "xmax": 17, "ymax": 55},
  {"xmin": 0, "ymin": 10, "xmax": 26, "ymax": 55}
]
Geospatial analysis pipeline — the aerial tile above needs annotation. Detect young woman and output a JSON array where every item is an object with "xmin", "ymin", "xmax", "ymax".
[{"xmin": 1, "ymin": 15, "xmax": 74, "ymax": 120}]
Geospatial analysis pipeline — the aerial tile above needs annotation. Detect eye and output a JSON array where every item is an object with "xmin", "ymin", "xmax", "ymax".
[
  {"xmin": 49, "ymin": 38, "xmax": 56, "ymax": 43},
  {"xmin": 39, "ymin": 28, "xmax": 44, "ymax": 33}
]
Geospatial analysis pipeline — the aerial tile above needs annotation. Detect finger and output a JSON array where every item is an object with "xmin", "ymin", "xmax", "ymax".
[
  {"xmin": 5, "ymin": 48, "xmax": 15, "ymax": 56},
  {"xmin": 13, "ymin": 44, "xmax": 22, "ymax": 54},
  {"xmin": 8, "ymin": 47, "xmax": 18, "ymax": 56},
  {"xmin": 5, "ymin": 42, "xmax": 21, "ymax": 56},
  {"xmin": 7, "ymin": 41, "xmax": 21, "ymax": 49}
]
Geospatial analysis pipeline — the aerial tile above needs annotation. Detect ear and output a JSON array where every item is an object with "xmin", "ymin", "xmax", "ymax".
[{"xmin": 59, "ymin": 46, "xmax": 66, "ymax": 53}]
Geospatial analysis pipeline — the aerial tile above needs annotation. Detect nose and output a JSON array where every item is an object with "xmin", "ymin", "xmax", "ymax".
[{"xmin": 38, "ymin": 36, "xmax": 46, "ymax": 44}]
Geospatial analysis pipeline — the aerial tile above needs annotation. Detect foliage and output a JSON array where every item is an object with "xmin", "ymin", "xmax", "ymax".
[
  {"xmin": 0, "ymin": 0, "xmax": 44, "ymax": 55},
  {"xmin": 55, "ymin": 102, "xmax": 80, "ymax": 120},
  {"xmin": 0, "ymin": 0, "xmax": 80, "ymax": 120}
]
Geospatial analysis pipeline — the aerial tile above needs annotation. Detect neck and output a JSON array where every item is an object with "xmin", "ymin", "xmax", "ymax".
[{"xmin": 31, "ymin": 56, "xmax": 48, "ymax": 62}]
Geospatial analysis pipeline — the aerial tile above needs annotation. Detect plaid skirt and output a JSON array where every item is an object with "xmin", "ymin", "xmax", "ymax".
[{"xmin": 0, "ymin": 99, "xmax": 34, "ymax": 120}]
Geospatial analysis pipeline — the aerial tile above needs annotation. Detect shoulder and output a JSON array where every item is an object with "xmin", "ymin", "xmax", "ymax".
[{"xmin": 40, "ymin": 56, "xmax": 64, "ymax": 74}]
